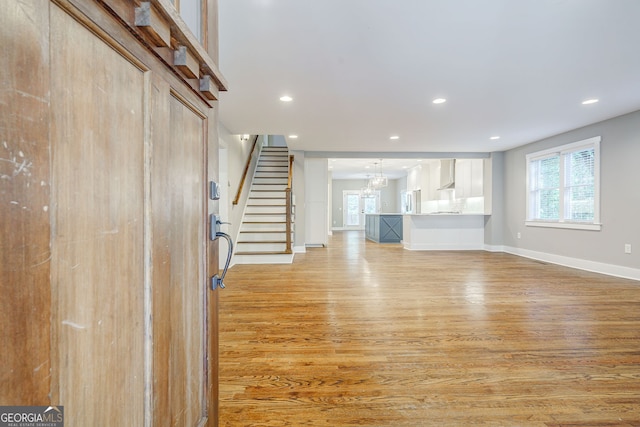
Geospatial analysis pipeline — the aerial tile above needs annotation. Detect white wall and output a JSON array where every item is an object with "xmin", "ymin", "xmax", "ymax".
[
  {"xmin": 218, "ymin": 128, "xmax": 266, "ymax": 263},
  {"xmin": 291, "ymin": 150, "xmax": 306, "ymax": 251},
  {"xmin": 304, "ymin": 158, "xmax": 329, "ymax": 246}
]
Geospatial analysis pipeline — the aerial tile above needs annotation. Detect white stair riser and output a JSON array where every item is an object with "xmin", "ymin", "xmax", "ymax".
[
  {"xmin": 251, "ymin": 184, "xmax": 287, "ymax": 191},
  {"xmin": 247, "ymin": 198, "xmax": 286, "ymax": 206},
  {"xmin": 258, "ymin": 159, "xmax": 288, "ymax": 164},
  {"xmin": 241, "ymin": 223, "xmax": 287, "ymax": 232},
  {"xmin": 239, "ymin": 232, "xmax": 292, "ymax": 242},
  {"xmin": 250, "ymin": 191, "xmax": 286, "ymax": 198},
  {"xmin": 253, "ymin": 178, "xmax": 288, "ymax": 185},
  {"xmin": 254, "ymin": 172, "xmax": 288, "ymax": 177},
  {"xmin": 237, "ymin": 242, "xmax": 287, "ymax": 252},
  {"xmin": 243, "ymin": 215, "xmax": 289, "ymax": 222},
  {"xmin": 245, "ymin": 205, "xmax": 287, "ymax": 214},
  {"xmin": 256, "ymin": 166, "xmax": 289, "ymax": 173}
]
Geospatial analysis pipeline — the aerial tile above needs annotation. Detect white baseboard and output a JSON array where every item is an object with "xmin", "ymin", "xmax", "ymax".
[
  {"xmin": 293, "ymin": 245, "xmax": 306, "ymax": 253},
  {"xmin": 502, "ymin": 246, "xmax": 640, "ymax": 282},
  {"xmin": 484, "ymin": 244, "xmax": 506, "ymax": 253},
  {"xmin": 404, "ymin": 242, "xmax": 484, "ymax": 251}
]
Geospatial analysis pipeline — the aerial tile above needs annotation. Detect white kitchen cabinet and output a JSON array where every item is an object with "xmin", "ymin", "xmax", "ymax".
[
  {"xmin": 470, "ymin": 159, "xmax": 484, "ymax": 197},
  {"xmin": 426, "ymin": 160, "xmax": 440, "ymax": 200},
  {"xmin": 455, "ymin": 158, "xmax": 483, "ymax": 198},
  {"xmin": 407, "ymin": 165, "xmax": 421, "ymax": 191}
]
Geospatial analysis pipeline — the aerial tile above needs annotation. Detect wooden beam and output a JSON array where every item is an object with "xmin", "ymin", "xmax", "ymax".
[
  {"xmin": 174, "ymin": 45, "xmax": 199, "ymax": 79},
  {"xmin": 199, "ymin": 75, "xmax": 219, "ymax": 100},
  {"xmin": 134, "ymin": 2, "xmax": 170, "ymax": 47}
]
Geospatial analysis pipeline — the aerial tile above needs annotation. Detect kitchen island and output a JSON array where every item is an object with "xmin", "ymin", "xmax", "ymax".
[
  {"xmin": 402, "ymin": 213, "xmax": 486, "ymax": 250},
  {"xmin": 365, "ymin": 214, "xmax": 403, "ymax": 243}
]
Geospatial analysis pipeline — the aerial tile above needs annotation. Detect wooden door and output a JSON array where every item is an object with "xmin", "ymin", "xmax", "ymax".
[
  {"xmin": 150, "ymin": 77, "xmax": 216, "ymax": 426},
  {"xmin": 50, "ymin": 6, "xmax": 218, "ymax": 424},
  {"xmin": 0, "ymin": 1, "xmax": 52, "ymax": 405}
]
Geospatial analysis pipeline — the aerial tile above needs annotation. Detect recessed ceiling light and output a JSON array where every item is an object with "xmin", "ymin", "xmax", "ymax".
[
  {"xmin": 280, "ymin": 95, "xmax": 293, "ymax": 102},
  {"xmin": 288, "ymin": 134, "xmax": 298, "ymax": 139},
  {"xmin": 402, "ymin": 166, "xmax": 408, "ymax": 169},
  {"xmin": 582, "ymin": 99, "xmax": 599, "ymax": 105},
  {"xmin": 432, "ymin": 98, "xmax": 447, "ymax": 104},
  {"xmin": 490, "ymin": 136, "xmax": 500, "ymax": 140},
  {"xmin": 390, "ymin": 136, "xmax": 399, "ymax": 140}
]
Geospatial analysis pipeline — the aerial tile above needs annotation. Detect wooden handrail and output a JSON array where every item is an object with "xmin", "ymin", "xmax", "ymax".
[
  {"xmin": 287, "ymin": 155, "xmax": 294, "ymax": 188},
  {"xmin": 285, "ymin": 155, "xmax": 294, "ymax": 254},
  {"xmin": 233, "ymin": 135, "xmax": 259, "ymax": 205}
]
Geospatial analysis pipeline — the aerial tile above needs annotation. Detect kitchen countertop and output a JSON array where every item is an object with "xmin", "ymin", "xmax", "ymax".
[
  {"xmin": 366, "ymin": 212, "xmax": 488, "ymax": 216},
  {"xmin": 404, "ymin": 212, "xmax": 487, "ymax": 216}
]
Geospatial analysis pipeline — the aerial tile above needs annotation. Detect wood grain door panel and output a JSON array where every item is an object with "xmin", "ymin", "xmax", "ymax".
[
  {"xmin": 151, "ymin": 78, "xmax": 208, "ymax": 426},
  {"xmin": 50, "ymin": 4, "xmax": 146, "ymax": 425},
  {"xmin": 0, "ymin": 0, "xmax": 52, "ymax": 405}
]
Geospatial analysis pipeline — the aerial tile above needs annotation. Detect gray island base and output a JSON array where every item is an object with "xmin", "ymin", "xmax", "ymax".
[{"xmin": 365, "ymin": 214, "xmax": 403, "ymax": 243}]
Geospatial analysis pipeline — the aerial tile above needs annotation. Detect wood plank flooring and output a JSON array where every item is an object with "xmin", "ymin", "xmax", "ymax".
[{"xmin": 219, "ymin": 231, "xmax": 640, "ymax": 426}]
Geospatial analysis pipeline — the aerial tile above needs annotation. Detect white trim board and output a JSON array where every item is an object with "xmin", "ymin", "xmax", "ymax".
[{"xmin": 500, "ymin": 245, "xmax": 640, "ymax": 282}]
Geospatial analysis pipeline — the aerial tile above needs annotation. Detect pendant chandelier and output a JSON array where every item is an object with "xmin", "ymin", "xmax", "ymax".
[
  {"xmin": 369, "ymin": 160, "xmax": 388, "ymax": 189},
  {"xmin": 360, "ymin": 175, "xmax": 375, "ymax": 197}
]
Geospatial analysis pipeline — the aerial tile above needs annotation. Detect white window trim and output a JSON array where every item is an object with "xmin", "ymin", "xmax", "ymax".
[{"xmin": 525, "ymin": 136, "xmax": 601, "ymax": 231}]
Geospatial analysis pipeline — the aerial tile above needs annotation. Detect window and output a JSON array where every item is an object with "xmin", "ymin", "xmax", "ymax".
[
  {"xmin": 526, "ymin": 136, "xmax": 601, "ymax": 230},
  {"xmin": 173, "ymin": 0, "xmax": 205, "ymax": 44}
]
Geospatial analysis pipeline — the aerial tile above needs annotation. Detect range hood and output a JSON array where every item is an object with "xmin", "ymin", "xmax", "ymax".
[{"xmin": 438, "ymin": 159, "xmax": 456, "ymax": 190}]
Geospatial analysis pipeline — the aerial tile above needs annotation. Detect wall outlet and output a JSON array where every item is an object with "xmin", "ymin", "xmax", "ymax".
[
  {"xmin": 517, "ymin": 232, "xmax": 521, "ymax": 239},
  {"xmin": 624, "ymin": 244, "xmax": 632, "ymax": 254}
]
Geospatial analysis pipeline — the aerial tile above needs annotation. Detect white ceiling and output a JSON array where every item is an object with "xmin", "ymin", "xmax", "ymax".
[
  {"xmin": 329, "ymin": 158, "xmax": 431, "ymax": 180},
  {"xmin": 217, "ymin": 0, "xmax": 640, "ymax": 177}
]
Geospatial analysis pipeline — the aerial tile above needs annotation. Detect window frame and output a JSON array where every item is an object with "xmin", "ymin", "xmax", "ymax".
[
  {"xmin": 173, "ymin": 0, "xmax": 208, "ymax": 47},
  {"xmin": 525, "ymin": 136, "xmax": 601, "ymax": 231}
]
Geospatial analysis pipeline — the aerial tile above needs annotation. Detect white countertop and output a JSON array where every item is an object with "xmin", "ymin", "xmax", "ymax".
[
  {"xmin": 367, "ymin": 212, "xmax": 486, "ymax": 216},
  {"xmin": 404, "ymin": 212, "xmax": 487, "ymax": 216}
]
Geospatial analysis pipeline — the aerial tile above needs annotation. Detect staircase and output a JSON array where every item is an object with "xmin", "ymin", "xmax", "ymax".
[{"xmin": 233, "ymin": 146, "xmax": 295, "ymax": 264}]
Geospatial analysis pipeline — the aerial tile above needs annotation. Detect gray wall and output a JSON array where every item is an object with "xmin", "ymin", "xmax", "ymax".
[
  {"xmin": 484, "ymin": 152, "xmax": 504, "ymax": 248},
  {"xmin": 502, "ymin": 109, "xmax": 640, "ymax": 270}
]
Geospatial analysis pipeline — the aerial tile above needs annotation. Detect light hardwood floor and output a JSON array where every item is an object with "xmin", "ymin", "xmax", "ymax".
[{"xmin": 219, "ymin": 231, "xmax": 640, "ymax": 426}]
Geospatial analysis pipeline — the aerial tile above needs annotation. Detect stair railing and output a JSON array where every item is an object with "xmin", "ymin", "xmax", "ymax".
[
  {"xmin": 233, "ymin": 135, "xmax": 260, "ymax": 205},
  {"xmin": 285, "ymin": 154, "xmax": 294, "ymax": 254}
]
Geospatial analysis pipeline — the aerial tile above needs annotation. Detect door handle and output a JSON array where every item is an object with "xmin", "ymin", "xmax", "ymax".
[{"xmin": 210, "ymin": 215, "xmax": 233, "ymax": 290}]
